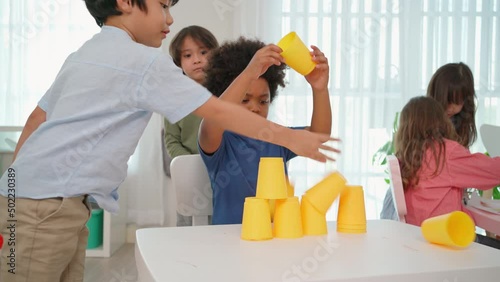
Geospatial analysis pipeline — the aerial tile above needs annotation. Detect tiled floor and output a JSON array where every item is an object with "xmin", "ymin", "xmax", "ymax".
[{"xmin": 84, "ymin": 243, "xmax": 137, "ymax": 282}]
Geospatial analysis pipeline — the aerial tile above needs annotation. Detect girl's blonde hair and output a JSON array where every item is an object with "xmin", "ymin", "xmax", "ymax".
[{"xmin": 395, "ymin": 96, "xmax": 457, "ymax": 189}]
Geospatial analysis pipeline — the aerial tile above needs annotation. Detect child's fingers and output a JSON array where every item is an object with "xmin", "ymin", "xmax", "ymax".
[
  {"xmin": 312, "ymin": 52, "xmax": 328, "ymax": 64},
  {"xmin": 268, "ymin": 43, "xmax": 284, "ymax": 53},
  {"xmin": 309, "ymin": 45, "xmax": 328, "ymax": 64},
  {"xmin": 312, "ymin": 136, "xmax": 341, "ymax": 162},
  {"xmin": 319, "ymin": 143, "xmax": 341, "ymax": 154},
  {"xmin": 314, "ymin": 147, "xmax": 340, "ymax": 162},
  {"xmin": 261, "ymin": 44, "xmax": 285, "ymax": 64},
  {"xmin": 310, "ymin": 45, "xmax": 320, "ymax": 51},
  {"xmin": 312, "ymin": 151, "xmax": 337, "ymax": 163},
  {"xmin": 322, "ymin": 154, "xmax": 337, "ymax": 162},
  {"xmin": 258, "ymin": 45, "xmax": 284, "ymax": 65}
]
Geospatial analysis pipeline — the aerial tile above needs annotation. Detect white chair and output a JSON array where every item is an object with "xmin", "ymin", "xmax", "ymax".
[
  {"xmin": 387, "ymin": 155, "xmax": 407, "ymax": 223},
  {"xmin": 170, "ymin": 154, "xmax": 213, "ymax": 226},
  {"xmin": 479, "ymin": 124, "xmax": 500, "ymax": 237},
  {"xmin": 480, "ymin": 124, "xmax": 500, "ymax": 157},
  {"xmin": 479, "ymin": 124, "xmax": 500, "ymax": 200}
]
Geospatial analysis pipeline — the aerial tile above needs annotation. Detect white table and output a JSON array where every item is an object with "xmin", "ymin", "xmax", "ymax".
[
  {"xmin": 464, "ymin": 203, "xmax": 500, "ymax": 235},
  {"xmin": 135, "ymin": 220, "xmax": 500, "ymax": 282},
  {"xmin": 0, "ymin": 126, "xmax": 22, "ymax": 174}
]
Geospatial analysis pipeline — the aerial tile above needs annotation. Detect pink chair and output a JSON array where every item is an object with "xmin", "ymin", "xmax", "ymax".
[{"xmin": 387, "ymin": 155, "xmax": 407, "ymax": 223}]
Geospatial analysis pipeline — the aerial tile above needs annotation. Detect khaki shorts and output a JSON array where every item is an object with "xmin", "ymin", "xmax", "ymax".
[{"xmin": 0, "ymin": 195, "xmax": 91, "ymax": 282}]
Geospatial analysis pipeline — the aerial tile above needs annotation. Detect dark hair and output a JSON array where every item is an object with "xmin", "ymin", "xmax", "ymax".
[
  {"xmin": 395, "ymin": 96, "xmax": 457, "ymax": 190},
  {"xmin": 84, "ymin": 0, "xmax": 179, "ymax": 27},
  {"xmin": 204, "ymin": 37, "xmax": 286, "ymax": 102},
  {"xmin": 169, "ymin": 25, "xmax": 219, "ymax": 67},
  {"xmin": 426, "ymin": 62, "xmax": 477, "ymax": 148}
]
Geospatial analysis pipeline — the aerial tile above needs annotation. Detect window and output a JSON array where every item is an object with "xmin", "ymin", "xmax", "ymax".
[
  {"xmin": 243, "ymin": 0, "xmax": 499, "ymax": 219},
  {"xmin": 0, "ymin": 1, "xmax": 99, "ymax": 126}
]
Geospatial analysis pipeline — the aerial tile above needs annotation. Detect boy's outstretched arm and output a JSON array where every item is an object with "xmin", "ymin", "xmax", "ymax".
[
  {"xmin": 198, "ymin": 44, "xmax": 284, "ymax": 154},
  {"xmin": 13, "ymin": 106, "xmax": 46, "ymax": 160},
  {"xmin": 304, "ymin": 45, "xmax": 332, "ymax": 135},
  {"xmin": 194, "ymin": 96, "xmax": 340, "ymax": 162}
]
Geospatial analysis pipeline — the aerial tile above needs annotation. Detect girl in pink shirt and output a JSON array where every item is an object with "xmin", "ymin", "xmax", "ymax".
[
  {"xmin": 396, "ymin": 96, "xmax": 500, "ymax": 225},
  {"xmin": 395, "ymin": 96, "xmax": 500, "ymax": 247}
]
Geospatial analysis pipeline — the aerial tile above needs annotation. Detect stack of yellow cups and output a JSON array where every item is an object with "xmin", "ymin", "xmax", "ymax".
[
  {"xmin": 336, "ymin": 185, "xmax": 367, "ymax": 233},
  {"xmin": 241, "ymin": 158, "xmax": 363, "ymax": 240},
  {"xmin": 241, "ymin": 157, "xmax": 289, "ymax": 241}
]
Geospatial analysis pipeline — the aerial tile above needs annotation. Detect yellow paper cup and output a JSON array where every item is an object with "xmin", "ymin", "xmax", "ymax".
[
  {"xmin": 305, "ymin": 172, "xmax": 347, "ymax": 214},
  {"xmin": 270, "ymin": 179, "xmax": 295, "ymax": 222},
  {"xmin": 241, "ymin": 197, "xmax": 273, "ymax": 241},
  {"xmin": 336, "ymin": 185, "xmax": 367, "ymax": 233},
  {"xmin": 301, "ymin": 196, "xmax": 328, "ymax": 235},
  {"xmin": 286, "ymin": 178, "xmax": 295, "ymax": 197},
  {"xmin": 273, "ymin": 197, "xmax": 303, "ymax": 239},
  {"xmin": 277, "ymin": 32, "xmax": 316, "ymax": 75},
  {"xmin": 421, "ymin": 211, "xmax": 476, "ymax": 248},
  {"xmin": 255, "ymin": 157, "xmax": 288, "ymax": 199},
  {"xmin": 269, "ymin": 199, "xmax": 276, "ymax": 222}
]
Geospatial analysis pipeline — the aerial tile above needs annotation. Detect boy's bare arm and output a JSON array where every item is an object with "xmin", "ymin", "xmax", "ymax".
[
  {"xmin": 195, "ymin": 96, "xmax": 340, "ymax": 162},
  {"xmin": 13, "ymin": 106, "xmax": 46, "ymax": 161},
  {"xmin": 305, "ymin": 46, "xmax": 332, "ymax": 135},
  {"xmin": 199, "ymin": 44, "xmax": 284, "ymax": 154}
]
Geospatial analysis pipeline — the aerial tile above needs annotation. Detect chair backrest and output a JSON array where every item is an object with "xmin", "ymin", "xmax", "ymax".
[
  {"xmin": 479, "ymin": 124, "xmax": 500, "ymax": 203},
  {"xmin": 170, "ymin": 154, "xmax": 213, "ymax": 226},
  {"xmin": 480, "ymin": 124, "xmax": 500, "ymax": 157},
  {"xmin": 387, "ymin": 155, "xmax": 407, "ymax": 223}
]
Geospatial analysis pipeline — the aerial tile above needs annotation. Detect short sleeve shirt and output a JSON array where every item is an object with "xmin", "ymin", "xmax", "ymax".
[{"xmin": 0, "ymin": 26, "xmax": 211, "ymax": 212}]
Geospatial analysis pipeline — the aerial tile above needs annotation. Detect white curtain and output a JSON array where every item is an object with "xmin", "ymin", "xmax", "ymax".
[
  {"xmin": 234, "ymin": 0, "xmax": 500, "ymax": 220},
  {"xmin": 121, "ymin": 113, "xmax": 176, "ymax": 227},
  {"xmin": 0, "ymin": 0, "xmax": 100, "ymax": 125}
]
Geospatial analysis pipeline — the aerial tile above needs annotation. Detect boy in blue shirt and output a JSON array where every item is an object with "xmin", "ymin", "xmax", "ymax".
[
  {"xmin": 0, "ymin": 0, "xmax": 339, "ymax": 280},
  {"xmin": 199, "ymin": 37, "xmax": 334, "ymax": 224}
]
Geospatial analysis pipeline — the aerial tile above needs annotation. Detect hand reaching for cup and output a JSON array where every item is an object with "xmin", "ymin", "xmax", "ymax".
[{"xmin": 288, "ymin": 130, "xmax": 341, "ymax": 163}]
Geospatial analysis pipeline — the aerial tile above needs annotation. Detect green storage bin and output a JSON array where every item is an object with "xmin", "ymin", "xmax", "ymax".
[{"xmin": 86, "ymin": 208, "xmax": 103, "ymax": 249}]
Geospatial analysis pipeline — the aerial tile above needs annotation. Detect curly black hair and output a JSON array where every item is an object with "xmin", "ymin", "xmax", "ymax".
[
  {"xmin": 84, "ymin": 0, "xmax": 179, "ymax": 27},
  {"xmin": 204, "ymin": 37, "xmax": 287, "ymax": 102}
]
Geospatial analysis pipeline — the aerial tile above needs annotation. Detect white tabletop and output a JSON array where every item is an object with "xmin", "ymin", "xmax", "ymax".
[{"xmin": 135, "ymin": 220, "xmax": 500, "ymax": 282}]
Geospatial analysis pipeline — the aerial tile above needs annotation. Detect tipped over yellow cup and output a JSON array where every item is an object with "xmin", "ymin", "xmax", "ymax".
[
  {"xmin": 277, "ymin": 32, "xmax": 316, "ymax": 76},
  {"xmin": 301, "ymin": 195, "xmax": 328, "ymax": 235},
  {"xmin": 304, "ymin": 172, "xmax": 347, "ymax": 214},
  {"xmin": 421, "ymin": 211, "xmax": 476, "ymax": 248}
]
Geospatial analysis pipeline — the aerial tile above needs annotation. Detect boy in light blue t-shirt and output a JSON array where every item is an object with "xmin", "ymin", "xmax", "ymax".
[{"xmin": 0, "ymin": 0, "xmax": 340, "ymax": 281}]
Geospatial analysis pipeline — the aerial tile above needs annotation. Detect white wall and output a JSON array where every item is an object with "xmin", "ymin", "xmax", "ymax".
[{"xmin": 161, "ymin": 0, "xmax": 236, "ymax": 53}]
